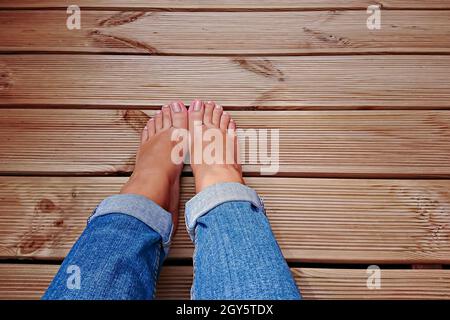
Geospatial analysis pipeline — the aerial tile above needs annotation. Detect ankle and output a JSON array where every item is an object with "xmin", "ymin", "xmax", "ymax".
[
  {"xmin": 194, "ymin": 165, "xmax": 244, "ymax": 193},
  {"xmin": 120, "ymin": 172, "xmax": 172, "ymax": 210}
]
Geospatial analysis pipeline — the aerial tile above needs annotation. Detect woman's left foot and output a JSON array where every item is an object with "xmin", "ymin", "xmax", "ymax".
[{"xmin": 120, "ymin": 101, "xmax": 188, "ymax": 229}]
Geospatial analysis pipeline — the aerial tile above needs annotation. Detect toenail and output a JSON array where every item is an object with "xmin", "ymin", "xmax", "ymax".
[
  {"xmin": 171, "ymin": 102, "xmax": 182, "ymax": 112},
  {"xmin": 215, "ymin": 104, "xmax": 222, "ymax": 109},
  {"xmin": 193, "ymin": 100, "xmax": 202, "ymax": 111}
]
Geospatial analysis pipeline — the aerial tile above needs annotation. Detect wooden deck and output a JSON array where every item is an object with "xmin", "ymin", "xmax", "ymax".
[{"xmin": 0, "ymin": 1, "xmax": 450, "ymax": 299}]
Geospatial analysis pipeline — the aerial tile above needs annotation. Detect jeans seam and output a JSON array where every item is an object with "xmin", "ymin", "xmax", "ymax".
[
  {"xmin": 191, "ymin": 232, "xmax": 199, "ymax": 300},
  {"xmin": 259, "ymin": 196, "xmax": 267, "ymax": 215},
  {"xmin": 151, "ymin": 246, "xmax": 161, "ymax": 299}
]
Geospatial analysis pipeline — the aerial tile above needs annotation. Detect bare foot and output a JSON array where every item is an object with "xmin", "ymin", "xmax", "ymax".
[
  {"xmin": 120, "ymin": 101, "xmax": 188, "ymax": 229},
  {"xmin": 189, "ymin": 100, "xmax": 244, "ymax": 193}
]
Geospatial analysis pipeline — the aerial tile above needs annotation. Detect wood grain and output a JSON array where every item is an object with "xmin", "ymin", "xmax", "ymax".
[
  {"xmin": 294, "ymin": 268, "xmax": 450, "ymax": 300},
  {"xmin": 1, "ymin": 176, "xmax": 449, "ymax": 264},
  {"xmin": 0, "ymin": 0, "xmax": 448, "ymax": 10},
  {"xmin": 1, "ymin": 55, "xmax": 450, "ymax": 108},
  {"xmin": 3, "ymin": 10, "xmax": 450, "ymax": 54},
  {"xmin": 0, "ymin": 0, "xmax": 448, "ymax": 301},
  {"xmin": 1, "ymin": 109, "xmax": 449, "ymax": 177},
  {"xmin": 1, "ymin": 264, "xmax": 450, "ymax": 300}
]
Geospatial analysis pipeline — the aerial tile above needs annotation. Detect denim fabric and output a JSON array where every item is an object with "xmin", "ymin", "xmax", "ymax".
[
  {"xmin": 43, "ymin": 214, "xmax": 164, "ymax": 300},
  {"xmin": 187, "ymin": 183, "xmax": 301, "ymax": 300},
  {"xmin": 185, "ymin": 182, "xmax": 263, "ymax": 240},
  {"xmin": 89, "ymin": 194, "xmax": 173, "ymax": 255},
  {"xmin": 43, "ymin": 183, "xmax": 300, "ymax": 300}
]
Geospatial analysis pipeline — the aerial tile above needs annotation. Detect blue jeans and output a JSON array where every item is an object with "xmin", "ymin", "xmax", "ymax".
[{"xmin": 43, "ymin": 182, "xmax": 301, "ymax": 300}]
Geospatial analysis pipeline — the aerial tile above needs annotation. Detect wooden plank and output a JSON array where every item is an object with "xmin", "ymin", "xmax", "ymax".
[
  {"xmin": 1, "ymin": 264, "xmax": 450, "ymax": 300},
  {"xmin": 1, "ymin": 109, "xmax": 449, "ymax": 177},
  {"xmin": 1, "ymin": 176, "xmax": 450, "ymax": 264},
  {"xmin": 0, "ymin": 0, "xmax": 448, "ymax": 10},
  {"xmin": 292, "ymin": 268, "xmax": 450, "ymax": 299},
  {"xmin": 1, "ymin": 55, "xmax": 450, "ymax": 109},
  {"xmin": 0, "ymin": 264, "xmax": 193, "ymax": 299},
  {"xmin": 2, "ymin": 10, "xmax": 450, "ymax": 54}
]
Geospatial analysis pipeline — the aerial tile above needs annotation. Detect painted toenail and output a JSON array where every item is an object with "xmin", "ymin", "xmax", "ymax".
[
  {"xmin": 193, "ymin": 100, "xmax": 202, "ymax": 111},
  {"xmin": 171, "ymin": 102, "xmax": 182, "ymax": 112}
]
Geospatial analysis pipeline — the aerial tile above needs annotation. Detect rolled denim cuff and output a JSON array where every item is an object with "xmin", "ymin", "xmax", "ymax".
[
  {"xmin": 185, "ymin": 182, "xmax": 264, "ymax": 241},
  {"xmin": 88, "ymin": 194, "xmax": 173, "ymax": 256}
]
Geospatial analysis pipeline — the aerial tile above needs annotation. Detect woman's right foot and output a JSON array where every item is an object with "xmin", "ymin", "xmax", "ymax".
[
  {"xmin": 188, "ymin": 100, "xmax": 244, "ymax": 193},
  {"xmin": 120, "ymin": 101, "xmax": 188, "ymax": 230}
]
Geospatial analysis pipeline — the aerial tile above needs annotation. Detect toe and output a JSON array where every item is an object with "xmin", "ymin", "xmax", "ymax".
[
  {"xmin": 220, "ymin": 111, "xmax": 231, "ymax": 131},
  {"xmin": 147, "ymin": 118, "xmax": 156, "ymax": 137},
  {"xmin": 141, "ymin": 125, "xmax": 149, "ymax": 144},
  {"xmin": 228, "ymin": 119, "xmax": 236, "ymax": 132},
  {"xmin": 188, "ymin": 99, "xmax": 204, "ymax": 125},
  {"xmin": 212, "ymin": 103, "xmax": 223, "ymax": 127},
  {"xmin": 171, "ymin": 101, "xmax": 188, "ymax": 129},
  {"xmin": 161, "ymin": 105, "xmax": 172, "ymax": 130},
  {"xmin": 155, "ymin": 109, "xmax": 163, "ymax": 131},
  {"xmin": 203, "ymin": 101, "xmax": 215, "ymax": 125}
]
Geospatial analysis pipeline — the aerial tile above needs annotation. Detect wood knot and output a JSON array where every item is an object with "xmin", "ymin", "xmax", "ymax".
[
  {"xmin": 36, "ymin": 198, "xmax": 57, "ymax": 213},
  {"xmin": 231, "ymin": 57, "xmax": 285, "ymax": 82},
  {"xmin": 98, "ymin": 11, "xmax": 148, "ymax": 27},
  {"xmin": 54, "ymin": 219, "xmax": 64, "ymax": 227},
  {"xmin": 118, "ymin": 110, "xmax": 149, "ymax": 133},
  {"xmin": 19, "ymin": 234, "xmax": 49, "ymax": 255},
  {"xmin": 0, "ymin": 71, "xmax": 12, "ymax": 90},
  {"xmin": 89, "ymin": 30, "xmax": 159, "ymax": 54},
  {"xmin": 302, "ymin": 27, "xmax": 352, "ymax": 46},
  {"xmin": 19, "ymin": 198, "xmax": 66, "ymax": 255}
]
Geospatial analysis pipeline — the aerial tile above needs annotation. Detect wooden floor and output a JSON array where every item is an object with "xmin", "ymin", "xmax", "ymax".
[{"xmin": 1, "ymin": 1, "xmax": 450, "ymax": 300}]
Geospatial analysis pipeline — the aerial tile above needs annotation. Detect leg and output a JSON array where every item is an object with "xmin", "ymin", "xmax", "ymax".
[
  {"xmin": 43, "ymin": 102, "xmax": 188, "ymax": 299},
  {"xmin": 187, "ymin": 100, "xmax": 301, "ymax": 300},
  {"xmin": 43, "ymin": 208, "xmax": 168, "ymax": 300}
]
